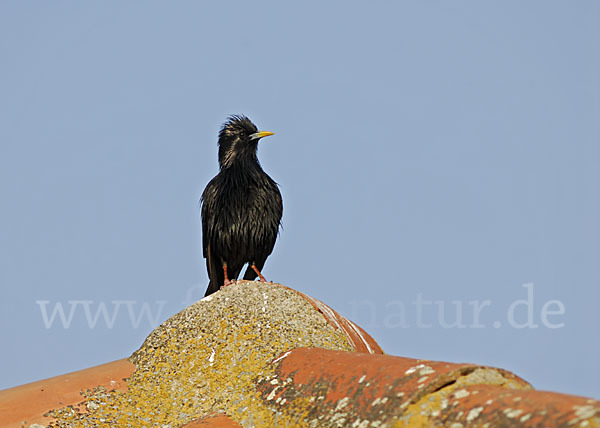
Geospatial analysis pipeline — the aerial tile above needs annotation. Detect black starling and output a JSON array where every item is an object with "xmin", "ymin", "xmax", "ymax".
[{"xmin": 201, "ymin": 115, "xmax": 283, "ymax": 296}]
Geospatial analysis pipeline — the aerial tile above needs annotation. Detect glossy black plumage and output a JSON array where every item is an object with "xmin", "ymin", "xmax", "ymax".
[{"xmin": 201, "ymin": 115, "xmax": 283, "ymax": 296}]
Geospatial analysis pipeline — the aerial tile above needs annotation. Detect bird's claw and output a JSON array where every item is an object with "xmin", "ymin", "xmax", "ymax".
[{"xmin": 220, "ymin": 279, "xmax": 236, "ymax": 290}]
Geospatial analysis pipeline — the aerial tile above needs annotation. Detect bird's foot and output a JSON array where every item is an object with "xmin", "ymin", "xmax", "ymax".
[
  {"xmin": 220, "ymin": 279, "xmax": 236, "ymax": 290},
  {"xmin": 251, "ymin": 264, "xmax": 267, "ymax": 282},
  {"xmin": 220, "ymin": 264, "xmax": 234, "ymax": 289}
]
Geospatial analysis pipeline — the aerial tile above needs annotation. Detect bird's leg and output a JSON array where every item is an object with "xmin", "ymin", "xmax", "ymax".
[
  {"xmin": 221, "ymin": 263, "xmax": 233, "ymax": 288},
  {"xmin": 251, "ymin": 264, "xmax": 267, "ymax": 282}
]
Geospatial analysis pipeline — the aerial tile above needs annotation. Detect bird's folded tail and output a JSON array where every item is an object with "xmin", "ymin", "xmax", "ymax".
[{"xmin": 204, "ymin": 280, "xmax": 220, "ymax": 297}]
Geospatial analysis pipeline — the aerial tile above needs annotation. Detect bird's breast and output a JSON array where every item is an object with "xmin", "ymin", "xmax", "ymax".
[{"xmin": 206, "ymin": 170, "xmax": 282, "ymax": 258}]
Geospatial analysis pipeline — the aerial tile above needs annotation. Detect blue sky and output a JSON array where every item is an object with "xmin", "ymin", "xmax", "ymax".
[{"xmin": 0, "ymin": 2, "xmax": 598, "ymax": 399}]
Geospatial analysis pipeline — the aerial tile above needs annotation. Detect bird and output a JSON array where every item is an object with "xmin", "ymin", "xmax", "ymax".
[{"xmin": 201, "ymin": 115, "xmax": 283, "ymax": 297}]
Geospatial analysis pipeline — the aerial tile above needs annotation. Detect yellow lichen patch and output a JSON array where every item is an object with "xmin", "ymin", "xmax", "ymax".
[
  {"xmin": 47, "ymin": 282, "xmax": 353, "ymax": 428},
  {"xmin": 393, "ymin": 367, "xmax": 531, "ymax": 427}
]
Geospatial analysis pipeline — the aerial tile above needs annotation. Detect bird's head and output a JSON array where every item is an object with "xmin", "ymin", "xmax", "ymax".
[{"xmin": 217, "ymin": 115, "xmax": 274, "ymax": 168}]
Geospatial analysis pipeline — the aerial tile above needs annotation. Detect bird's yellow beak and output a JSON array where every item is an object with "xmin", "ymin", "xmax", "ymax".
[{"xmin": 250, "ymin": 131, "xmax": 274, "ymax": 140}]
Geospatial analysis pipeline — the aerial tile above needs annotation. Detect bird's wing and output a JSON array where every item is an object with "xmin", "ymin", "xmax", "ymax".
[
  {"xmin": 202, "ymin": 180, "xmax": 223, "ymax": 296},
  {"xmin": 201, "ymin": 210, "xmax": 209, "ymax": 259},
  {"xmin": 200, "ymin": 177, "xmax": 217, "ymax": 259}
]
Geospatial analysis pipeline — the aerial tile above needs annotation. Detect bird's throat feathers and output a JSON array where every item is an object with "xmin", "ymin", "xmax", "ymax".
[{"xmin": 219, "ymin": 141, "xmax": 259, "ymax": 169}]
